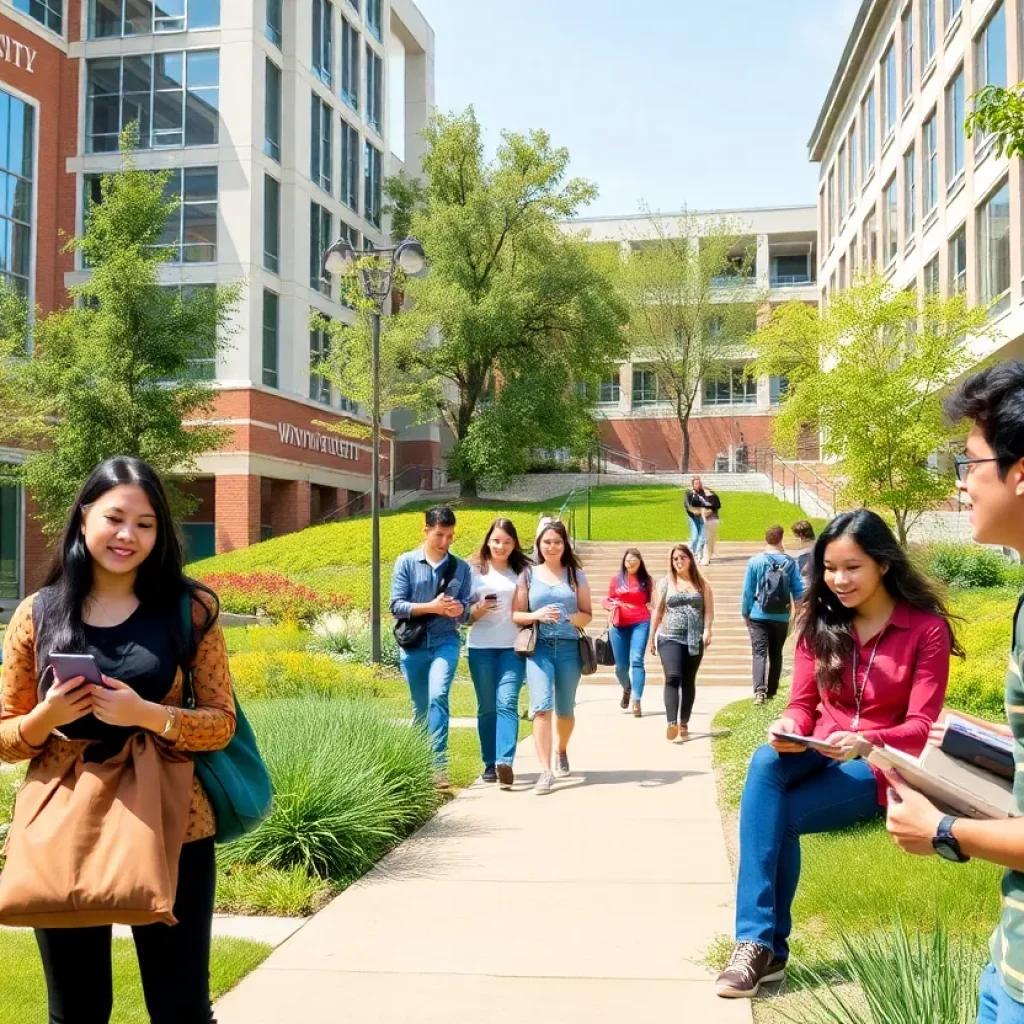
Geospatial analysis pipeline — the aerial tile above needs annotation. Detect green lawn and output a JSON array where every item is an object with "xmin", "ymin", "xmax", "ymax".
[{"xmin": 0, "ymin": 931, "xmax": 271, "ymax": 1022}]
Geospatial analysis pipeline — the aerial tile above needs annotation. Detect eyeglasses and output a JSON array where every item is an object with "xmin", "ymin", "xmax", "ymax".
[{"xmin": 954, "ymin": 454, "xmax": 1001, "ymax": 482}]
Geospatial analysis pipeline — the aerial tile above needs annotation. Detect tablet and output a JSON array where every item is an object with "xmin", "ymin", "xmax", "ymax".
[{"xmin": 769, "ymin": 730, "xmax": 840, "ymax": 754}]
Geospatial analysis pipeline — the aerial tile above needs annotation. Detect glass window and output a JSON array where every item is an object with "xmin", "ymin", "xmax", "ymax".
[
  {"xmin": 0, "ymin": 478, "xmax": 20, "ymax": 601},
  {"xmin": 703, "ymin": 365, "xmax": 757, "ymax": 407},
  {"xmin": 340, "ymin": 18, "xmax": 360, "ymax": 110},
  {"xmin": 769, "ymin": 376, "xmax": 790, "ymax": 404},
  {"xmin": 924, "ymin": 255, "xmax": 939, "ymax": 295},
  {"xmin": 310, "ymin": 201, "xmax": 332, "ymax": 294},
  {"xmin": 863, "ymin": 204, "xmax": 877, "ymax": 269},
  {"xmin": 312, "ymin": 0, "xmax": 334, "ymax": 87},
  {"xmin": 262, "ymin": 289, "xmax": 279, "ymax": 388},
  {"xmin": 632, "ymin": 368, "xmax": 663, "ymax": 407},
  {"xmin": 904, "ymin": 145, "xmax": 916, "ymax": 240},
  {"xmin": 265, "ymin": 59, "xmax": 282, "ymax": 162},
  {"xmin": 266, "ymin": 0, "xmax": 282, "ymax": 46},
  {"xmin": 310, "ymin": 93, "xmax": 333, "ymax": 194},
  {"xmin": 0, "ymin": 89, "xmax": 34, "ymax": 302},
  {"xmin": 945, "ymin": 0, "xmax": 962, "ymax": 25},
  {"xmin": 341, "ymin": 119, "xmax": 359, "ymax": 210},
  {"xmin": 849, "ymin": 122, "xmax": 858, "ymax": 199},
  {"xmin": 861, "ymin": 88, "xmax": 875, "ymax": 180},
  {"xmin": 882, "ymin": 41, "xmax": 897, "ymax": 136},
  {"xmin": 949, "ymin": 225, "xmax": 967, "ymax": 294},
  {"xmin": 157, "ymin": 283, "xmax": 217, "ymax": 379},
  {"xmin": 310, "ymin": 316, "xmax": 332, "ymax": 404},
  {"xmin": 14, "ymin": 0, "xmax": 62, "ymax": 33},
  {"xmin": 921, "ymin": 0, "xmax": 936, "ymax": 69},
  {"xmin": 849, "ymin": 237, "xmax": 858, "ymax": 280},
  {"xmin": 923, "ymin": 112, "xmax": 938, "ymax": 215},
  {"xmin": 978, "ymin": 179, "xmax": 1010, "ymax": 308},
  {"xmin": 838, "ymin": 142, "xmax": 846, "ymax": 215},
  {"xmin": 946, "ymin": 68, "xmax": 964, "ymax": 184},
  {"xmin": 770, "ymin": 254, "xmax": 810, "ymax": 285},
  {"xmin": 88, "ymin": 0, "xmax": 218, "ymax": 36},
  {"xmin": 366, "ymin": 0, "xmax": 382, "ymax": 41},
  {"xmin": 902, "ymin": 6, "xmax": 914, "ymax": 106},
  {"xmin": 264, "ymin": 174, "xmax": 280, "ymax": 274},
  {"xmin": 827, "ymin": 168, "xmax": 835, "ymax": 241},
  {"xmin": 975, "ymin": 3, "xmax": 1007, "ymax": 149},
  {"xmin": 366, "ymin": 47, "xmax": 383, "ymax": 135},
  {"xmin": 598, "ymin": 375, "xmax": 620, "ymax": 404},
  {"xmin": 364, "ymin": 141, "xmax": 382, "ymax": 228},
  {"xmin": 884, "ymin": 175, "xmax": 898, "ymax": 263}
]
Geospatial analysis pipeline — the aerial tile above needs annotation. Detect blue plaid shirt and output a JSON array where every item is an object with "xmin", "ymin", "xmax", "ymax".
[{"xmin": 389, "ymin": 547, "xmax": 473, "ymax": 643}]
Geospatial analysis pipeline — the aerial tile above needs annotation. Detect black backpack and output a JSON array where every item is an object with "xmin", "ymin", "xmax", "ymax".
[{"xmin": 756, "ymin": 556, "xmax": 792, "ymax": 614}]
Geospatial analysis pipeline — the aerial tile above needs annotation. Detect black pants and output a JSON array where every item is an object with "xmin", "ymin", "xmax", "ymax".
[
  {"xmin": 746, "ymin": 618, "xmax": 790, "ymax": 698},
  {"xmin": 658, "ymin": 638, "xmax": 703, "ymax": 724},
  {"xmin": 35, "ymin": 837, "xmax": 216, "ymax": 1024}
]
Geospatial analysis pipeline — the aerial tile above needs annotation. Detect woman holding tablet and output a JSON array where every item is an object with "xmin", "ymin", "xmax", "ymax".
[{"xmin": 715, "ymin": 509, "xmax": 959, "ymax": 1000}]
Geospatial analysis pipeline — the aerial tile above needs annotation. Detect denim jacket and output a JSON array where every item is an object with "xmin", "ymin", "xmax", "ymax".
[{"xmin": 389, "ymin": 547, "xmax": 473, "ymax": 643}]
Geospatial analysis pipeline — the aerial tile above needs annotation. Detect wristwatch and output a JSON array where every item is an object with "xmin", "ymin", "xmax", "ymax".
[{"xmin": 932, "ymin": 815, "xmax": 970, "ymax": 863}]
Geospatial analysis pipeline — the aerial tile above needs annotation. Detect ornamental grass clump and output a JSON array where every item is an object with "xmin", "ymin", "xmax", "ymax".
[{"xmin": 229, "ymin": 650, "xmax": 383, "ymax": 701}]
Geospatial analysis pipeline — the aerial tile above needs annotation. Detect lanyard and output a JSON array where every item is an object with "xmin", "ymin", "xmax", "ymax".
[{"xmin": 850, "ymin": 634, "xmax": 883, "ymax": 730}]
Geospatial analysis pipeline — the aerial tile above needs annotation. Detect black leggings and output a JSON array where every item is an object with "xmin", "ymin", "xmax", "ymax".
[
  {"xmin": 35, "ymin": 837, "xmax": 216, "ymax": 1024},
  {"xmin": 658, "ymin": 638, "xmax": 703, "ymax": 725}
]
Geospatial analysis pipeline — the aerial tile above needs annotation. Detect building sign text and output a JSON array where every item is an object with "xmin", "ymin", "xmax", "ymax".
[
  {"xmin": 277, "ymin": 422, "xmax": 359, "ymax": 461},
  {"xmin": 0, "ymin": 35, "xmax": 37, "ymax": 74}
]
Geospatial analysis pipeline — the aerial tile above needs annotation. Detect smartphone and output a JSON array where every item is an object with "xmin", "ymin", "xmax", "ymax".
[
  {"xmin": 769, "ymin": 730, "xmax": 839, "ymax": 754},
  {"xmin": 47, "ymin": 652, "xmax": 105, "ymax": 687},
  {"xmin": 483, "ymin": 593, "xmax": 498, "ymax": 602}
]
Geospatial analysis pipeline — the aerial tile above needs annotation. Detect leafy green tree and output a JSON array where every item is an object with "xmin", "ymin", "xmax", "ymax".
[
  {"xmin": 965, "ymin": 83, "xmax": 1024, "ymax": 159},
  {"xmin": 751, "ymin": 276, "xmax": 992, "ymax": 545},
  {"xmin": 382, "ymin": 107, "xmax": 628, "ymax": 496},
  {"xmin": 619, "ymin": 210, "xmax": 758, "ymax": 471},
  {"xmin": 0, "ymin": 128, "xmax": 242, "ymax": 533}
]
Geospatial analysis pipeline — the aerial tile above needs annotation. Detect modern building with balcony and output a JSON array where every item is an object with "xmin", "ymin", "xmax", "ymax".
[{"xmin": 563, "ymin": 205, "xmax": 818, "ymax": 471}]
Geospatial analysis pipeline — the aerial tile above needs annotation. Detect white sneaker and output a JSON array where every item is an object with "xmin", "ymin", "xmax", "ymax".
[
  {"xmin": 534, "ymin": 770, "xmax": 554, "ymax": 795},
  {"xmin": 554, "ymin": 751, "xmax": 570, "ymax": 777}
]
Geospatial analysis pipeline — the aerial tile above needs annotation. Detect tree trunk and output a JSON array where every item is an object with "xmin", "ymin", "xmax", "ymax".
[
  {"xmin": 680, "ymin": 416, "xmax": 691, "ymax": 473},
  {"xmin": 459, "ymin": 476, "xmax": 479, "ymax": 499},
  {"xmin": 894, "ymin": 509, "xmax": 908, "ymax": 548}
]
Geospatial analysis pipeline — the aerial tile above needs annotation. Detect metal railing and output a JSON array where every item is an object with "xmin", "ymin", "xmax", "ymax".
[
  {"xmin": 751, "ymin": 445, "xmax": 837, "ymax": 514},
  {"xmin": 318, "ymin": 464, "xmax": 448, "ymax": 524},
  {"xmin": 769, "ymin": 274, "xmax": 815, "ymax": 287},
  {"xmin": 555, "ymin": 487, "xmax": 592, "ymax": 545},
  {"xmin": 588, "ymin": 442, "xmax": 658, "ymax": 475}
]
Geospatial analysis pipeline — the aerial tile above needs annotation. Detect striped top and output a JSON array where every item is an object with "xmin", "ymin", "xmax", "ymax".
[{"xmin": 991, "ymin": 593, "xmax": 1024, "ymax": 1003}]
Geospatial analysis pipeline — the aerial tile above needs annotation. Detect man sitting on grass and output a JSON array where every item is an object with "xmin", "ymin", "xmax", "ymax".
[{"xmin": 886, "ymin": 361, "xmax": 1024, "ymax": 1024}]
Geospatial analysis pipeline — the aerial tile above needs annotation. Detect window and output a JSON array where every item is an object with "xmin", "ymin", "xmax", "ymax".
[
  {"xmin": 703, "ymin": 365, "xmax": 757, "ymax": 407},
  {"xmin": 923, "ymin": 112, "xmax": 938, "ymax": 217},
  {"xmin": 364, "ymin": 141, "xmax": 382, "ymax": 228},
  {"xmin": 632, "ymin": 368, "xmax": 663, "ymax": 407},
  {"xmin": 975, "ymin": 3, "xmax": 1007, "ymax": 149},
  {"xmin": 158, "ymin": 283, "xmax": 217, "ymax": 379},
  {"xmin": 86, "ymin": 51, "xmax": 220, "ymax": 152},
  {"xmin": 882, "ymin": 42, "xmax": 897, "ymax": 136},
  {"xmin": 949, "ymin": 225, "xmax": 967, "ymax": 294},
  {"xmin": 945, "ymin": 0, "xmax": 962, "ymax": 27},
  {"xmin": 884, "ymin": 175, "xmax": 899, "ymax": 264},
  {"xmin": 849, "ymin": 237, "xmax": 858, "ymax": 280},
  {"xmin": 89, "ymin": 0, "xmax": 219, "ymax": 37},
  {"xmin": 310, "ymin": 201, "xmax": 332, "ymax": 294},
  {"xmin": 946, "ymin": 68, "xmax": 964, "ymax": 184},
  {"xmin": 266, "ymin": 0, "xmax": 282, "ymax": 47},
  {"xmin": 848, "ymin": 122, "xmax": 858, "ymax": 200},
  {"xmin": 924, "ymin": 255, "xmax": 939, "ymax": 295},
  {"xmin": 904, "ymin": 145, "xmax": 916, "ymax": 241},
  {"xmin": 15, "ymin": 0, "xmax": 62, "ymax": 33},
  {"xmin": 978, "ymin": 179, "xmax": 1010, "ymax": 309},
  {"xmin": 598, "ymin": 375, "xmax": 620, "ymax": 405},
  {"xmin": 827, "ymin": 168, "xmax": 835, "ymax": 241},
  {"xmin": 341, "ymin": 120, "xmax": 359, "ymax": 210},
  {"xmin": 264, "ymin": 175, "xmax": 280, "ymax": 274},
  {"xmin": 310, "ymin": 317, "xmax": 332, "ymax": 404},
  {"xmin": 0, "ymin": 477, "xmax": 21, "ymax": 601},
  {"xmin": 921, "ymin": 0, "xmax": 936, "ymax": 71},
  {"xmin": 310, "ymin": 94, "xmax": 333, "ymax": 194},
  {"xmin": 838, "ymin": 142, "xmax": 847, "ymax": 215},
  {"xmin": 771, "ymin": 254, "xmax": 811, "ymax": 286},
  {"xmin": 366, "ymin": 47, "xmax": 383, "ymax": 135},
  {"xmin": 902, "ymin": 5, "xmax": 914, "ymax": 106},
  {"xmin": 340, "ymin": 17, "xmax": 360, "ymax": 109},
  {"xmin": 839, "ymin": 253, "xmax": 847, "ymax": 290},
  {"xmin": 861, "ymin": 88, "xmax": 876, "ymax": 181},
  {"xmin": 864, "ymin": 204, "xmax": 878, "ymax": 269},
  {"xmin": 0, "ymin": 89, "xmax": 34, "ymax": 303},
  {"xmin": 312, "ymin": 0, "xmax": 334, "ymax": 87},
  {"xmin": 769, "ymin": 376, "xmax": 790, "ymax": 404},
  {"xmin": 265, "ymin": 60, "xmax": 282, "ymax": 162},
  {"xmin": 262, "ymin": 290, "xmax": 279, "ymax": 388},
  {"xmin": 366, "ymin": 0, "xmax": 382, "ymax": 41}
]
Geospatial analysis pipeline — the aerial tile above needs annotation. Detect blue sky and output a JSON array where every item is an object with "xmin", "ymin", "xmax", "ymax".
[{"xmin": 413, "ymin": 0, "xmax": 862, "ymax": 217}]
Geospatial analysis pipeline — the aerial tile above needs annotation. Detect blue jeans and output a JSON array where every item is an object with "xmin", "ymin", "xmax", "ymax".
[
  {"xmin": 687, "ymin": 514, "xmax": 705, "ymax": 558},
  {"xmin": 978, "ymin": 964, "xmax": 1024, "ymax": 1023},
  {"xmin": 609, "ymin": 621, "xmax": 651, "ymax": 699},
  {"xmin": 399, "ymin": 635, "xmax": 461, "ymax": 766},
  {"xmin": 735, "ymin": 746, "xmax": 882, "ymax": 960},
  {"xmin": 467, "ymin": 647, "xmax": 525, "ymax": 769},
  {"xmin": 526, "ymin": 638, "xmax": 582, "ymax": 717}
]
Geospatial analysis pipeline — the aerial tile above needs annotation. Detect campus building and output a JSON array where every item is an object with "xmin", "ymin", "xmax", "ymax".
[
  {"xmin": 0, "ymin": 0, "xmax": 435, "ymax": 610},
  {"xmin": 811, "ymin": 0, "xmax": 1024, "ymax": 370},
  {"xmin": 564, "ymin": 206, "xmax": 819, "ymax": 472}
]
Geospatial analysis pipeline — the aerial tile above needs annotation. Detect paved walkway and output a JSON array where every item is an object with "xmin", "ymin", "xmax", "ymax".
[{"xmin": 216, "ymin": 683, "xmax": 752, "ymax": 1024}]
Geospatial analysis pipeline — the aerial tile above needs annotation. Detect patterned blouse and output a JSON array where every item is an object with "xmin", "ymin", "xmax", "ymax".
[
  {"xmin": 0, "ymin": 591, "xmax": 236, "ymax": 843},
  {"xmin": 656, "ymin": 577, "xmax": 705, "ymax": 655}
]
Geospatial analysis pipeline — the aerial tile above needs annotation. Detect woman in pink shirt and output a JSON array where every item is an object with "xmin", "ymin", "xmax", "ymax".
[
  {"xmin": 603, "ymin": 548, "xmax": 653, "ymax": 717},
  {"xmin": 715, "ymin": 509, "xmax": 961, "ymax": 1000}
]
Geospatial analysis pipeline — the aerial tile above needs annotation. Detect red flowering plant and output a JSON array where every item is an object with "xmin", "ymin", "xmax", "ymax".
[{"xmin": 201, "ymin": 572, "xmax": 349, "ymax": 623}]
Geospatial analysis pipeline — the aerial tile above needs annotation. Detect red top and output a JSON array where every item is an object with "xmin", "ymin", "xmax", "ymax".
[
  {"xmin": 602, "ymin": 574, "xmax": 652, "ymax": 627},
  {"xmin": 785, "ymin": 602, "xmax": 951, "ymax": 805}
]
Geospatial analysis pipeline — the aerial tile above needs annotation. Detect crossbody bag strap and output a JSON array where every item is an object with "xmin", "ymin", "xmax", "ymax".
[{"xmin": 179, "ymin": 592, "xmax": 196, "ymax": 710}]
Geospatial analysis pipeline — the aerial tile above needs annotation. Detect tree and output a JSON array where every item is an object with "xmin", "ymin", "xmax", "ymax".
[
  {"xmin": 0, "ymin": 127, "xmax": 242, "ymax": 533},
  {"xmin": 618, "ymin": 210, "xmax": 758, "ymax": 471},
  {"xmin": 750, "ymin": 276, "xmax": 992, "ymax": 545},
  {"xmin": 965, "ymin": 83, "xmax": 1024, "ymax": 159},
  {"xmin": 382, "ymin": 108, "xmax": 628, "ymax": 496}
]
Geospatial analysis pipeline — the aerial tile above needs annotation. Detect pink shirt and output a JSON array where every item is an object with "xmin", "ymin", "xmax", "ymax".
[
  {"xmin": 602, "ymin": 575, "xmax": 652, "ymax": 627},
  {"xmin": 785, "ymin": 602, "xmax": 951, "ymax": 805}
]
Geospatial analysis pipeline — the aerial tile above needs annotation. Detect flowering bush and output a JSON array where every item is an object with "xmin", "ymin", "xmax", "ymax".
[
  {"xmin": 202, "ymin": 572, "xmax": 349, "ymax": 622},
  {"xmin": 229, "ymin": 651, "xmax": 383, "ymax": 701}
]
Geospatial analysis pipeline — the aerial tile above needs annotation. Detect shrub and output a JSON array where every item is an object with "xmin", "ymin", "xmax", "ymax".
[
  {"xmin": 201, "ymin": 572, "xmax": 349, "ymax": 622},
  {"xmin": 222, "ymin": 622, "xmax": 310, "ymax": 655},
  {"xmin": 309, "ymin": 611, "xmax": 401, "ymax": 669},
  {"xmin": 920, "ymin": 543, "xmax": 1023, "ymax": 590},
  {"xmin": 223, "ymin": 697, "xmax": 440, "ymax": 881},
  {"xmin": 229, "ymin": 651, "xmax": 385, "ymax": 701},
  {"xmin": 215, "ymin": 863, "xmax": 336, "ymax": 917}
]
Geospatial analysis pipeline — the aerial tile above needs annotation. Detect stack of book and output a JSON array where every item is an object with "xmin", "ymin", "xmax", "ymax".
[{"xmin": 868, "ymin": 715, "xmax": 1016, "ymax": 819}]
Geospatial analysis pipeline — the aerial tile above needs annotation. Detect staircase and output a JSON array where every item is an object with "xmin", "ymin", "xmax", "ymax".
[{"xmin": 576, "ymin": 540, "xmax": 791, "ymax": 688}]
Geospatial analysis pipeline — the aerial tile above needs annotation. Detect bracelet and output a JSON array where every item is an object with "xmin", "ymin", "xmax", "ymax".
[{"xmin": 159, "ymin": 707, "xmax": 176, "ymax": 737}]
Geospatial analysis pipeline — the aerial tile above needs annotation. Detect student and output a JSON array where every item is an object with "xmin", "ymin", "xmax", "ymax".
[
  {"xmin": 389, "ymin": 505, "xmax": 473, "ymax": 788},
  {"xmin": 702, "ymin": 488, "xmax": 723, "ymax": 565},
  {"xmin": 650, "ymin": 544, "xmax": 715, "ymax": 742},
  {"xmin": 716, "ymin": 509, "xmax": 956, "ymax": 999},
  {"xmin": 603, "ymin": 548, "xmax": 653, "ymax": 717},
  {"xmin": 884, "ymin": 362, "xmax": 1024, "ymax": 1024},
  {"xmin": 512, "ymin": 520, "xmax": 592, "ymax": 796},
  {"xmin": 466, "ymin": 518, "xmax": 529, "ymax": 789},
  {"xmin": 0, "ymin": 457, "xmax": 236, "ymax": 1024},
  {"xmin": 741, "ymin": 525, "xmax": 806, "ymax": 705},
  {"xmin": 684, "ymin": 476, "xmax": 711, "ymax": 563},
  {"xmin": 791, "ymin": 520, "xmax": 816, "ymax": 583}
]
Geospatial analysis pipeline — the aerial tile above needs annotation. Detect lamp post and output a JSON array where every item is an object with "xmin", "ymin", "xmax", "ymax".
[{"xmin": 322, "ymin": 237, "xmax": 429, "ymax": 664}]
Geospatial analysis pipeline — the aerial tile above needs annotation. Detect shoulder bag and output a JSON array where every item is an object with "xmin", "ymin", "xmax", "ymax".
[
  {"xmin": 514, "ymin": 568, "xmax": 538, "ymax": 657},
  {"xmin": 594, "ymin": 629, "xmax": 616, "ymax": 667},
  {"xmin": 569, "ymin": 571, "xmax": 598, "ymax": 676},
  {"xmin": 393, "ymin": 556, "xmax": 459, "ymax": 651}
]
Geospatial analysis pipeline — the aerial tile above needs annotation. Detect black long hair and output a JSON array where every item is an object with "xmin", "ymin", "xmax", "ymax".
[
  {"xmin": 476, "ymin": 517, "xmax": 529, "ymax": 575},
  {"xmin": 618, "ymin": 547, "xmax": 652, "ymax": 597},
  {"xmin": 668, "ymin": 543, "xmax": 707, "ymax": 600},
  {"xmin": 534, "ymin": 520, "xmax": 583, "ymax": 587},
  {"xmin": 797, "ymin": 509, "xmax": 962, "ymax": 694},
  {"xmin": 39, "ymin": 457, "xmax": 217, "ymax": 671}
]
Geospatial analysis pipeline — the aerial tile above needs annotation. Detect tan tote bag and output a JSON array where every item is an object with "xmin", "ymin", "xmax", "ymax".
[{"xmin": 0, "ymin": 732, "xmax": 194, "ymax": 928}]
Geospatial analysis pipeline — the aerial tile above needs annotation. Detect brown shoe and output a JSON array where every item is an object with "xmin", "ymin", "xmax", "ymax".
[
  {"xmin": 496, "ymin": 763, "xmax": 514, "ymax": 790},
  {"xmin": 715, "ymin": 942, "xmax": 785, "ymax": 998},
  {"xmin": 678, "ymin": 723, "xmax": 689, "ymax": 741},
  {"xmin": 632, "ymin": 701, "xmax": 642, "ymax": 718},
  {"xmin": 619, "ymin": 685, "xmax": 631, "ymax": 710},
  {"xmin": 666, "ymin": 723, "xmax": 679, "ymax": 741}
]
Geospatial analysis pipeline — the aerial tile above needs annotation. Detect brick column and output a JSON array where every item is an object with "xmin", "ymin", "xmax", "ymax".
[
  {"xmin": 269, "ymin": 479, "xmax": 312, "ymax": 538},
  {"xmin": 215, "ymin": 475, "xmax": 261, "ymax": 554},
  {"xmin": 23, "ymin": 494, "xmax": 52, "ymax": 594}
]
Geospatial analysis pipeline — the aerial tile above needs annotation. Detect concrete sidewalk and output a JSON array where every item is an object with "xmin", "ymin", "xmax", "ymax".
[{"xmin": 215, "ymin": 684, "xmax": 751, "ymax": 1024}]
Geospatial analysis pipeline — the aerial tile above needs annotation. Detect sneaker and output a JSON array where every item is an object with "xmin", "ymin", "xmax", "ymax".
[
  {"xmin": 496, "ymin": 763, "xmax": 514, "ymax": 790},
  {"xmin": 715, "ymin": 942, "xmax": 785, "ymax": 999},
  {"xmin": 534, "ymin": 770, "xmax": 554, "ymax": 795},
  {"xmin": 619, "ymin": 685, "xmax": 631, "ymax": 710},
  {"xmin": 481, "ymin": 767, "xmax": 498, "ymax": 783},
  {"xmin": 666, "ymin": 723, "xmax": 679, "ymax": 742},
  {"xmin": 632, "ymin": 701, "xmax": 642, "ymax": 718},
  {"xmin": 434, "ymin": 771, "xmax": 452, "ymax": 790},
  {"xmin": 554, "ymin": 751, "xmax": 570, "ymax": 778},
  {"xmin": 754, "ymin": 691, "xmax": 766, "ymax": 707}
]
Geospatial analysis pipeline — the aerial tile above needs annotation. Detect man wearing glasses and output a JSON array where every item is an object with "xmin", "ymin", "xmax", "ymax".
[{"xmin": 884, "ymin": 361, "xmax": 1024, "ymax": 1024}]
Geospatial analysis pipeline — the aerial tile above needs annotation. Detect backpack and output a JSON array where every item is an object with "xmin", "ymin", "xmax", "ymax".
[{"xmin": 756, "ymin": 556, "xmax": 792, "ymax": 614}]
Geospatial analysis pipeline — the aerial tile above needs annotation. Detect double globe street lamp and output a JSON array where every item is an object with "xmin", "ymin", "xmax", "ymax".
[{"xmin": 322, "ymin": 237, "xmax": 429, "ymax": 663}]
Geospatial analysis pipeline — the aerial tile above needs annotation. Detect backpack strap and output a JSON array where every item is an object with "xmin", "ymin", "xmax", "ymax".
[{"xmin": 179, "ymin": 591, "xmax": 196, "ymax": 710}]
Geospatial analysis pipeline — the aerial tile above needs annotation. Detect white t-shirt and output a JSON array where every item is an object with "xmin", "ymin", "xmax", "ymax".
[{"xmin": 466, "ymin": 564, "xmax": 520, "ymax": 649}]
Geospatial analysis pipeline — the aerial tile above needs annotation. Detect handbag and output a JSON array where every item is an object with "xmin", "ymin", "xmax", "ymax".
[
  {"xmin": 514, "ymin": 622, "xmax": 538, "ymax": 657},
  {"xmin": 180, "ymin": 595, "xmax": 273, "ymax": 845},
  {"xmin": 393, "ymin": 556, "xmax": 459, "ymax": 651},
  {"xmin": 594, "ymin": 629, "xmax": 616, "ymax": 667},
  {"xmin": 577, "ymin": 628, "xmax": 597, "ymax": 676}
]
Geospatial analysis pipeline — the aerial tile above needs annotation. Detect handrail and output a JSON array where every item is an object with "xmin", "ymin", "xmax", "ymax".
[
  {"xmin": 753, "ymin": 446, "xmax": 837, "ymax": 514},
  {"xmin": 589, "ymin": 441, "xmax": 658, "ymax": 475},
  {"xmin": 318, "ymin": 464, "xmax": 447, "ymax": 523}
]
